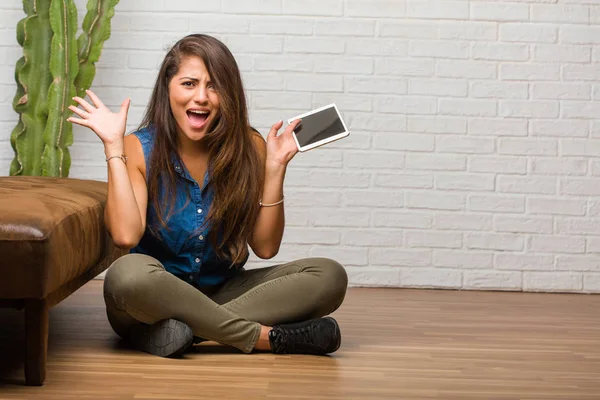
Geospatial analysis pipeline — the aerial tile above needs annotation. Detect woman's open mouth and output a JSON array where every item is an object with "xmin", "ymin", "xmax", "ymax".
[{"xmin": 186, "ymin": 109, "xmax": 210, "ymax": 129}]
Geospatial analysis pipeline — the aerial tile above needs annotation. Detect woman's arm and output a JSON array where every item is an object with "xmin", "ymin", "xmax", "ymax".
[
  {"xmin": 248, "ymin": 120, "xmax": 301, "ymax": 259},
  {"xmin": 103, "ymin": 135, "xmax": 148, "ymax": 249},
  {"xmin": 68, "ymin": 90, "xmax": 147, "ymax": 249}
]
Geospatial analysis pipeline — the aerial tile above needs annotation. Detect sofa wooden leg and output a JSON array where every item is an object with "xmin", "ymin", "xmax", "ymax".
[{"xmin": 24, "ymin": 299, "xmax": 48, "ymax": 386}]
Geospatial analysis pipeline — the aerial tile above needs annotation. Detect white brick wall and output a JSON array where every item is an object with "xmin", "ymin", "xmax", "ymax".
[{"xmin": 1, "ymin": 0, "xmax": 599, "ymax": 293}]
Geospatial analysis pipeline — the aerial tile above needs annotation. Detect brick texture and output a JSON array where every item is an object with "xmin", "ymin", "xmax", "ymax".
[{"xmin": 1, "ymin": 0, "xmax": 599, "ymax": 292}]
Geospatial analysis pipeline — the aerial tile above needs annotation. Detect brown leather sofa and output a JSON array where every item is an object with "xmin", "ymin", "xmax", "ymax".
[{"xmin": 0, "ymin": 176, "xmax": 126, "ymax": 385}]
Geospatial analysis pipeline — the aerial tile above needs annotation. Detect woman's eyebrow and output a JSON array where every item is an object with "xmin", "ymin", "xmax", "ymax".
[{"xmin": 179, "ymin": 77, "xmax": 199, "ymax": 81}]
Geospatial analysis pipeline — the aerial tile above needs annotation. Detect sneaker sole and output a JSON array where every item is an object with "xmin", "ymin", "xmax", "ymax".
[{"xmin": 130, "ymin": 319, "xmax": 194, "ymax": 358}]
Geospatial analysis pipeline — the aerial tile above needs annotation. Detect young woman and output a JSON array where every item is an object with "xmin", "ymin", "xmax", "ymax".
[{"xmin": 67, "ymin": 34, "xmax": 348, "ymax": 358}]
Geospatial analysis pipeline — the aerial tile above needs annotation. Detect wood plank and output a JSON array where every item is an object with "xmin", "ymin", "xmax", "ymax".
[{"xmin": 0, "ymin": 281, "xmax": 599, "ymax": 399}]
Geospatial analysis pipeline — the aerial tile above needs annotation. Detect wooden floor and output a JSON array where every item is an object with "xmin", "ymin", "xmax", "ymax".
[{"xmin": 0, "ymin": 282, "xmax": 599, "ymax": 399}]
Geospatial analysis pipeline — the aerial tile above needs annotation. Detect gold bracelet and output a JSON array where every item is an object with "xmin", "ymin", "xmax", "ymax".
[
  {"xmin": 259, "ymin": 195, "xmax": 284, "ymax": 207},
  {"xmin": 106, "ymin": 154, "xmax": 128, "ymax": 165}
]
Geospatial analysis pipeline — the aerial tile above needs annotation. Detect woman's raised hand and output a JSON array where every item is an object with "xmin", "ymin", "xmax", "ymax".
[
  {"xmin": 67, "ymin": 89, "xmax": 131, "ymax": 147},
  {"xmin": 265, "ymin": 119, "xmax": 302, "ymax": 168}
]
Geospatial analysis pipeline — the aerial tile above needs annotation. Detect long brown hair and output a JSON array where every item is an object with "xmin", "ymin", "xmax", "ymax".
[{"xmin": 138, "ymin": 34, "xmax": 264, "ymax": 265}]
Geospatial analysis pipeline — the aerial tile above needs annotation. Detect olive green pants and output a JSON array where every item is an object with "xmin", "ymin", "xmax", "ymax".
[{"xmin": 103, "ymin": 254, "xmax": 348, "ymax": 353}]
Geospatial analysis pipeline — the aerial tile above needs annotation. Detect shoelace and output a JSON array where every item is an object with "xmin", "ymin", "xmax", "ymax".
[{"xmin": 274, "ymin": 324, "xmax": 321, "ymax": 353}]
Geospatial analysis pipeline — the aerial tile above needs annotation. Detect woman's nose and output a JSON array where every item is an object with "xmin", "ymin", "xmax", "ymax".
[{"xmin": 194, "ymin": 87, "xmax": 208, "ymax": 103}]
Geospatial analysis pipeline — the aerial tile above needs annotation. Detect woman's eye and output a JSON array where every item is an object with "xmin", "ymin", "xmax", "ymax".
[
  {"xmin": 207, "ymin": 83, "xmax": 215, "ymax": 90},
  {"xmin": 182, "ymin": 81, "xmax": 194, "ymax": 87}
]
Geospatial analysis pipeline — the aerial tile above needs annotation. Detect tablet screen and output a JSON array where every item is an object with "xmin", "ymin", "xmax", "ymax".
[{"xmin": 293, "ymin": 106, "xmax": 347, "ymax": 148}]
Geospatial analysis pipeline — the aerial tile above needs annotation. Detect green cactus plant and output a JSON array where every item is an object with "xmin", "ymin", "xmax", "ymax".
[{"xmin": 10, "ymin": 0, "xmax": 119, "ymax": 177}]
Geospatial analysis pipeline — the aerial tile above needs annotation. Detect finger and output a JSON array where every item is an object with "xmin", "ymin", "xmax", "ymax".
[
  {"xmin": 67, "ymin": 116, "xmax": 90, "ymax": 127},
  {"xmin": 267, "ymin": 120, "xmax": 283, "ymax": 141},
  {"xmin": 283, "ymin": 118, "xmax": 301, "ymax": 136},
  {"xmin": 72, "ymin": 96, "xmax": 95, "ymax": 113},
  {"xmin": 68, "ymin": 105, "xmax": 88, "ymax": 119},
  {"xmin": 85, "ymin": 89, "xmax": 105, "ymax": 109},
  {"xmin": 119, "ymin": 97, "xmax": 131, "ymax": 117}
]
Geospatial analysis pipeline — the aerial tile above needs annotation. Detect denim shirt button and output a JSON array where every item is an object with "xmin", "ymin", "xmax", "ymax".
[
  {"xmin": 197, "ymin": 208, "xmax": 202, "ymax": 214},
  {"xmin": 199, "ymin": 235, "xmax": 204, "ymax": 241},
  {"xmin": 195, "ymin": 257, "xmax": 200, "ymax": 263},
  {"xmin": 189, "ymin": 275, "xmax": 193, "ymax": 280}
]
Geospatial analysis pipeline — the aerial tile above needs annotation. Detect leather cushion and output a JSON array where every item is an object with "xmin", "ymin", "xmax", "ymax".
[{"xmin": 0, "ymin": 176, "xmax": 117, "ymax": 299}]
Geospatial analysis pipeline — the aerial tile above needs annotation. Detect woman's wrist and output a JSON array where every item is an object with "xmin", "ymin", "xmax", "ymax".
[
  {"xmin": 265, "ymin": 159, "xmax": 287, "ymax": 176},
  {"xmin": 104, "ymin": 140, "xmax": 124, "ymax": 158},
  {"xmin": 262, "ymin": 163, "xmax": 286, "ymax": 204}
]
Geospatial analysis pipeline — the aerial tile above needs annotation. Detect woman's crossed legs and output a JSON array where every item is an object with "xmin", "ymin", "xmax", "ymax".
[{"xmin": 103, "ymin": 254, "xmax": 348, "ymax": 356}]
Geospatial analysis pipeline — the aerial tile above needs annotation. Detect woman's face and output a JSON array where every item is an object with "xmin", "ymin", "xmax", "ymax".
[{"xmin": 168, "ymin": 56, "xmax": 220, "ymax": 143}]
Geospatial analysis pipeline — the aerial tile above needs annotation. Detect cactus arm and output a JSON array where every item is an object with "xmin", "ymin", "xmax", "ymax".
[
  {"xmin": 13, "ymin": 15, "xmax": 27, "ymax": 113},
  {"xmin": 10, "ymin": 56, "xmax": 26, "ymax": 176},
  {"xmin": 10, "ymin": 12, "xmax": 27, "ymax": 176},
  {"xmin": 75, "ymin": 0, "xmax": 119, "ymax": 98},
  {"xmin": 23, "ymin": 0, "xmax": 35, "ymax": 15},
  {"xmin": 10, "ymin": 0, "xmax": 53, "ymax": 176},
  {"xmin": 42, "ymin": 0, "xmax": 79, "ymax": 177},
  {"xmin": 16, "ymin": 15, "xmax": 25, "ymax": 46},
  {"xmin": 9, "ymin": 119, "xmax": 26, "ymax": 176}
]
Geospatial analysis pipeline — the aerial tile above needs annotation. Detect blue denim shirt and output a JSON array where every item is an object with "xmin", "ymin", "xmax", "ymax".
[{"xmin": 129, "ymin": 127, "xmax": 247, "ymax": 286}]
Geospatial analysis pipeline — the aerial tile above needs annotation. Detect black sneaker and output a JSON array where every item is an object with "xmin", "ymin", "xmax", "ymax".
[
  {"xmin": 129, "ymin": 319, "xmax": 193, "ymax": 358},
  {"xmin": 268, "ymin": 317, "xmax": 341, "ymax": 355}
]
